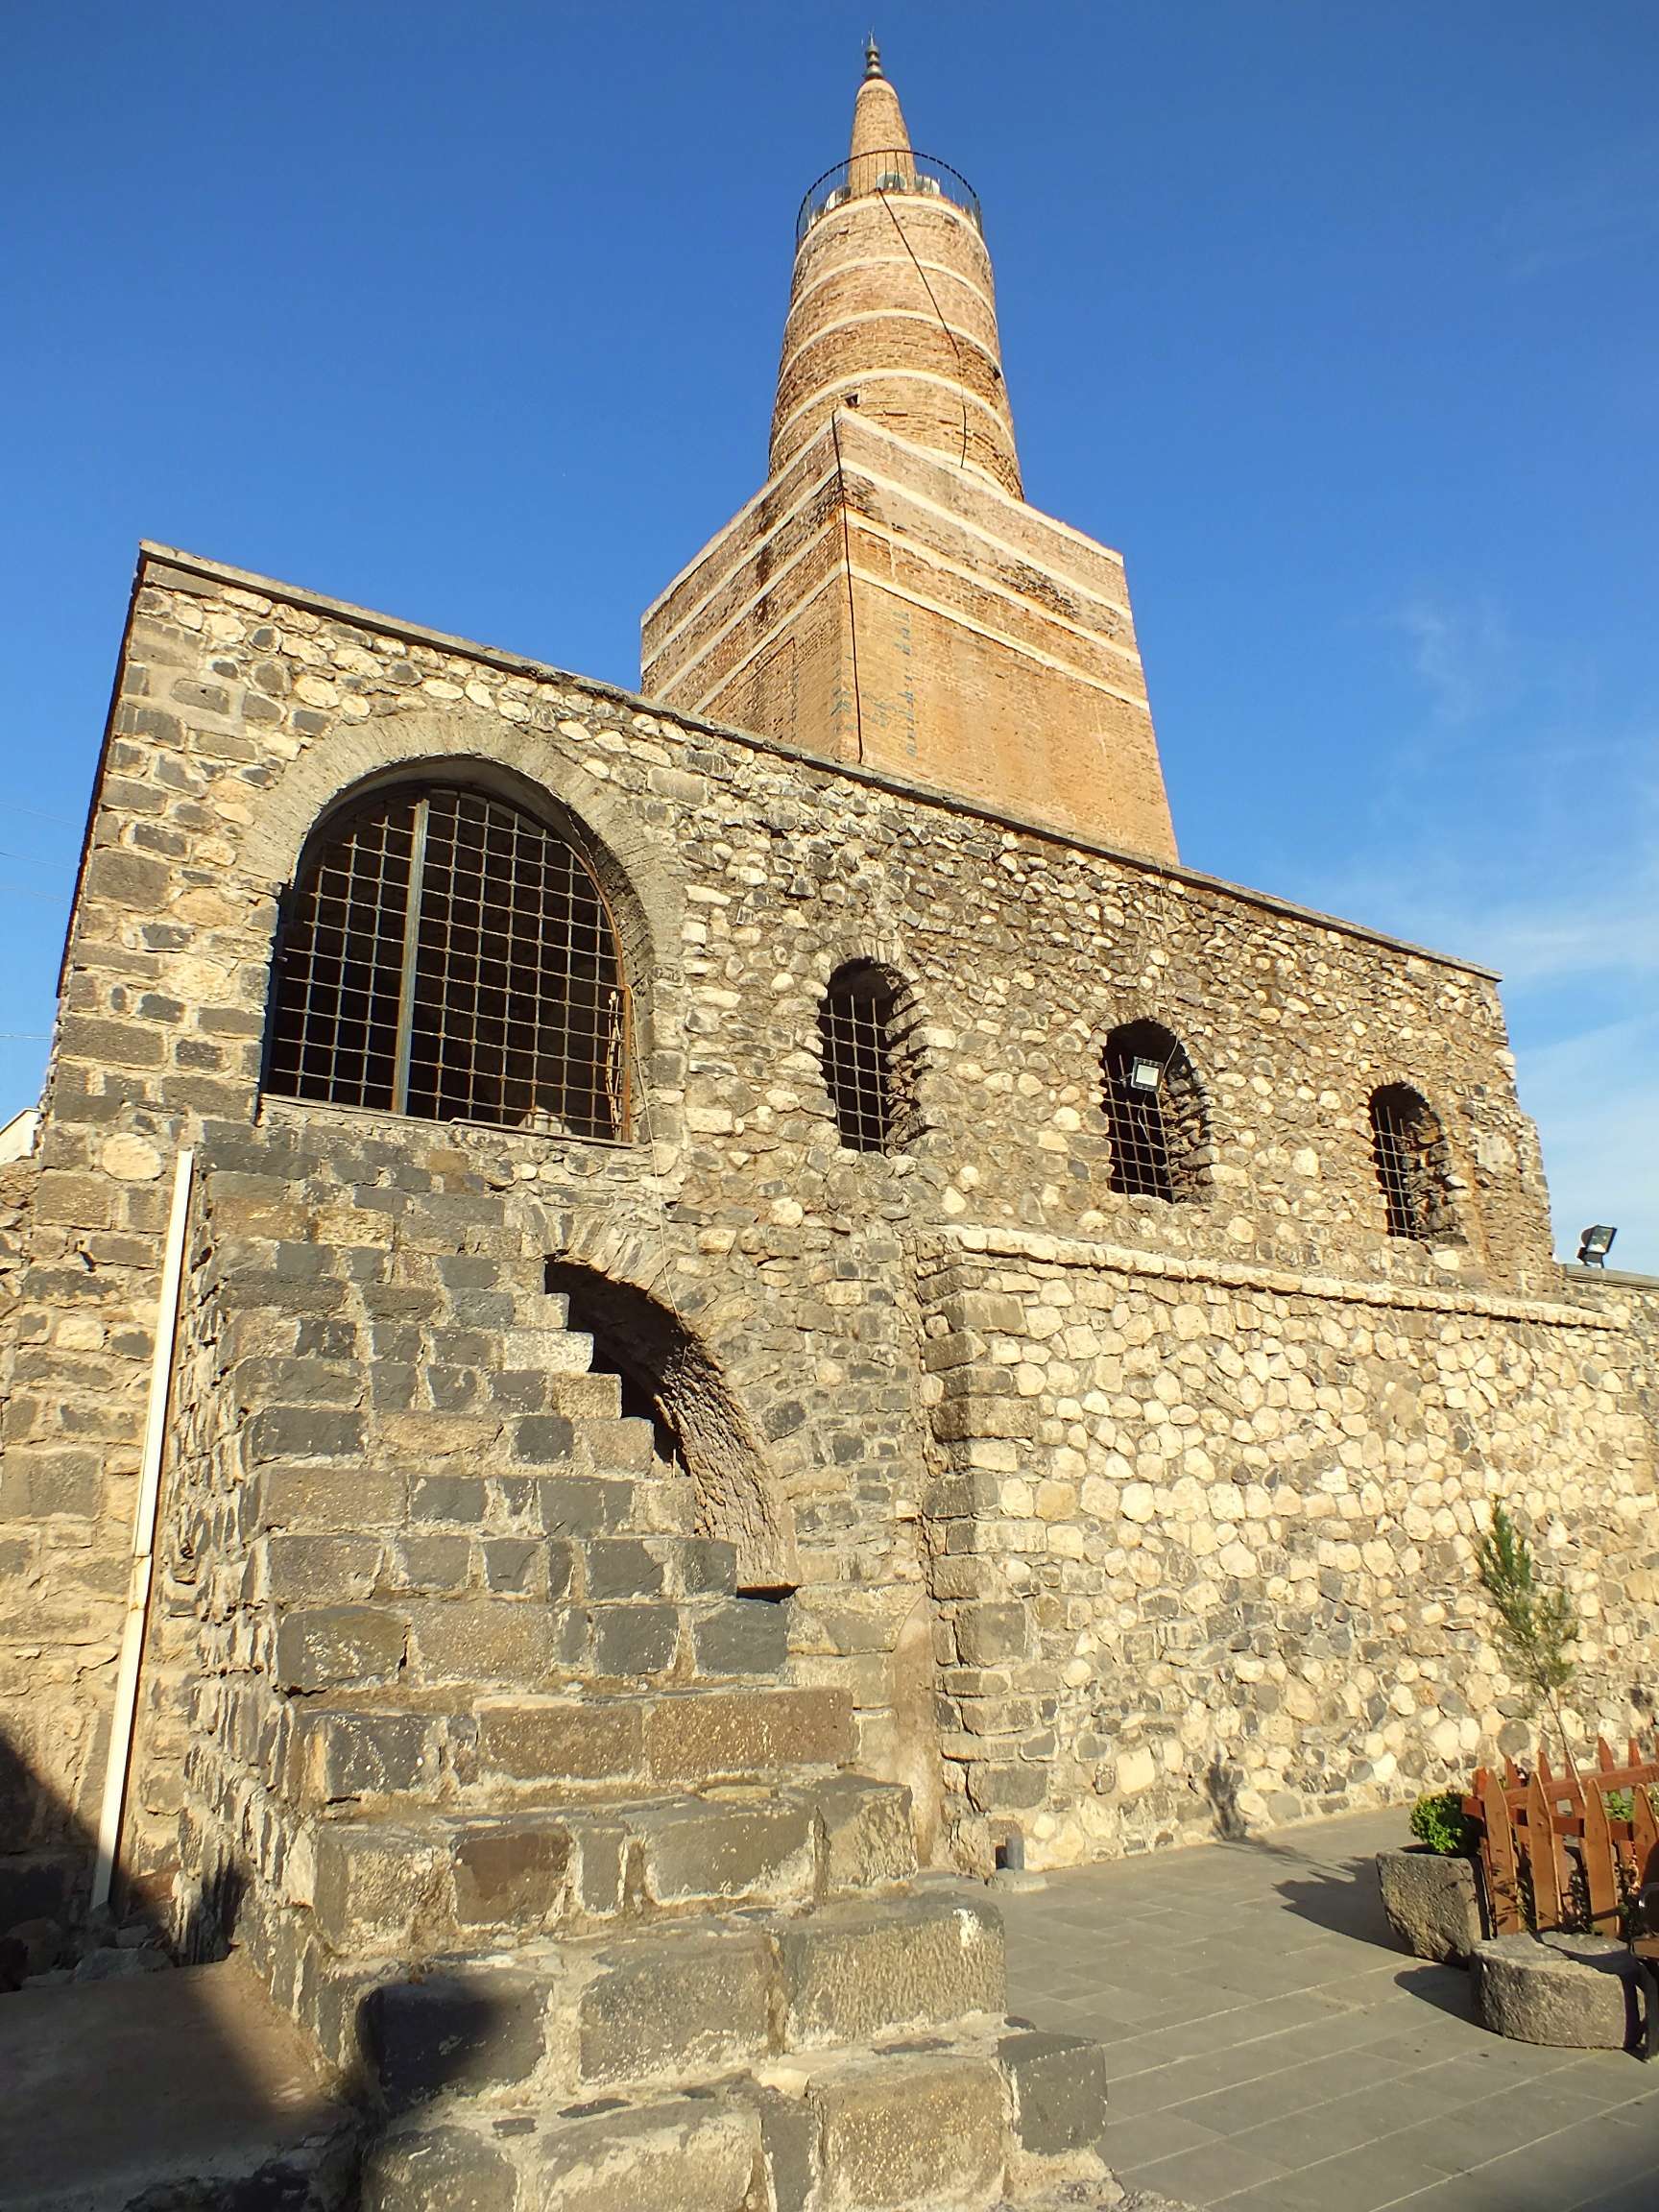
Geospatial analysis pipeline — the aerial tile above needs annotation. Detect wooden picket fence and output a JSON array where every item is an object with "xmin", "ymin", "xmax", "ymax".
[{"xmin": 1464, "ymin": 1737, "xmax": 1659, "ymax": 1958}]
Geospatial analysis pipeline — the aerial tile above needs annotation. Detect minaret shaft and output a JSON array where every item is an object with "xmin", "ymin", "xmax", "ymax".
[
  {"xmin": 641, "ymin": 49, "xmax": 1179, "ymax": 864},
  {"xmin": 770, "ymin": 51, "xmax": 1022, "ymax": 498}
]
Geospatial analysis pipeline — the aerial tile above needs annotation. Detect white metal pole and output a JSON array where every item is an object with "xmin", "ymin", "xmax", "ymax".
[{"xmin": 89, "ymin": 1145, "xmax": 195, "ymax": 1916}]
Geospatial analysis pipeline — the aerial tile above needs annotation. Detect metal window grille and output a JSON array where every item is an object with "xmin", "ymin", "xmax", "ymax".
[
  {"xmin": 1371, "ymin": 1084, "xmax": 1441, "ymax": 1240},
  {"xmin": 820, "ymin": 962, "xmax": 905, "ymax": 1154},
  {"xmin": 1102, "ymin": 1022, "xmax": 1205, "ymax": 1202},
  {"xmin": 266, "ymin": 785, "xmax": 630, "ymax": 1140}
]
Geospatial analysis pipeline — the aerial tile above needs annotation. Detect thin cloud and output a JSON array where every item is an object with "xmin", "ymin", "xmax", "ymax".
[
  {"xmin": 1391, "ymin": 594, "xmax": 1520, "ymax": 728},
  {"xmin": 1518, "ymin": 1012, "xmax": 1659, "ymax": 1266},
  {"xmin": 1499, "ymin": 145, "xmax": 1659, "ymax": 282},
  {"xmin": 1303, "ymin": 591, "xmax": 1658, "ymax": 1269}
]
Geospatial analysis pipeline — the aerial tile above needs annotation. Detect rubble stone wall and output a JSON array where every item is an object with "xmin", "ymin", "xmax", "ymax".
[{"xmin": 919, "ymin": 1229, "xmax": 1659, "ymax": 1863}]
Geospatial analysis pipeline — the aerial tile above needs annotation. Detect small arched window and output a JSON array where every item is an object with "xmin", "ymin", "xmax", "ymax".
[
  {"xmin": 265, "ymin": 783, "xmax": 630, "ymax": 1139},
  {"xmin": 818, "ymin": 960, "xmax": 916, "ymax": 1155},
  {"xmin": 1101, "ymin": 1020, "xmax": 1209, "ymax": 1201},
  {"xmin": 1369, "ymin": 1084, "xmax": 1456, "ymax": 1241}
]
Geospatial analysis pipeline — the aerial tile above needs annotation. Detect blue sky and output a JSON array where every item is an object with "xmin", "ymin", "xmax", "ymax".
[{"xmin": 5, "ymin": 2, "xmax": 1654, "ymax": 1269}]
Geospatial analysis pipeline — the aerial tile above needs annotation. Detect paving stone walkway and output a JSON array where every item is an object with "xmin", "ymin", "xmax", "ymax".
[{"xmin": 999, "ymin": 1807, "xmax": 1659, "ymax": 2211}]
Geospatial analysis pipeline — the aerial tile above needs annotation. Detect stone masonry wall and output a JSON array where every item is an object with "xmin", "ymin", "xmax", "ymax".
[
  {"xmin": 0, "ymin": 543, "xmax": 1640, "ymax": 1911},
  {"xmin": 917, "ymin": 1229, "xmax": 1659, "ymax": 1864}
]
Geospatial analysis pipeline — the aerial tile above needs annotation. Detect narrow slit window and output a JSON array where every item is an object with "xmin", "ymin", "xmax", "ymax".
[
  {"xmin": 1370, "ymin": 1084, "xmax": 1455, "ymax": 1241},
  {"xmin": 819, "ymin": 961, "xmax": 914, "ymax": 1155},
  {"xmin": 1101, "ymin": 1021, "xmax": 1208, "ymax": 1202},
  {"xmin": 266, "ymin": 784, "xmax": 630, "ymax": 1139}
]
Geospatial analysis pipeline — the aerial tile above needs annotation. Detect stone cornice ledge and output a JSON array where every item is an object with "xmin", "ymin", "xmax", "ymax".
[{"xmin": 925, "ymin": 1223, "xmax": 1626, "ymax": 1333}]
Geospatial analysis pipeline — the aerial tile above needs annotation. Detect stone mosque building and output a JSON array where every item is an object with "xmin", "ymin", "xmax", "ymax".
[{"xmin": 1, "ymin": 42, "xmax": 1654, "ymax": 2208}]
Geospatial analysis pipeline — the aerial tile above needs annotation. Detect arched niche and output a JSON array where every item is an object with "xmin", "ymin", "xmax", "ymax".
[{"xmin": 542, "ymin": 1257, "xmax": 799, "ymax": 1595}]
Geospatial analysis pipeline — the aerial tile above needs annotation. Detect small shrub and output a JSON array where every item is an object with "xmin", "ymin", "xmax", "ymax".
[
  {"xmin": 1477, "ymin": 1503, "xmax": 1580, "ymax": 1777},
  {"xmin": 1410, "ymin": 1789, "xmax": 1476, "ymax": 1857}
]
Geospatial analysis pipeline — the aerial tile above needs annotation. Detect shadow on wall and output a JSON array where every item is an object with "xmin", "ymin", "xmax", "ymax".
[
  {"xmin": 0, "ymin": 1717, "xmax": 95, "ymax": 1952},
  {"xmin": 0, "ymin": 1727, "xmax": 519, "ymax": 2205}
]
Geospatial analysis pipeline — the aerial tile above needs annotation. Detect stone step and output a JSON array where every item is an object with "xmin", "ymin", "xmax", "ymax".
[
  {"xmin": 347, "ymin": 1888, "xmax": 1007, "ymax": 2107},
  {"xmin": 358, "ymin": 2020, "xmax": 1114, "ymax": 2212},
  {"xmin": 262, "ymin": 1588, "xmax": 787, "ymax": 1696},
  {"xmin": 510, "ymin": 1409, "xmax": 658, "ymax": 1474},
  {"xmin": 281, "ymin": 1682, "xmax": 855, "ymax": 1809},
  {"xmin": 306, "ymin": 1775, "xmax": 914, "ymax": 1959},
  {"xmin": 542, "ymin": 1370, "xmax": 625, "ymax": 1419},
  {"xmin": 497, "ymin": 1319, "xmax": 590, "ymax": 1369},
  {"xmin": 255, "ymin": 1530, "xmax": 741, "ymax": 1610},
  {"xmin": 361, "ymin": 2087, "xmax": 763, "ymax": 2212},
  {"xmin": 248, "ymin": 1460, "xmax": 667, "ymax": 1541}
]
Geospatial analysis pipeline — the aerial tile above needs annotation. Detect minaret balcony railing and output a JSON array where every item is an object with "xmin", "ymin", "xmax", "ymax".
[{"xmin": 796, "ymin": 150, "xmax": 983, "ymax": 245}]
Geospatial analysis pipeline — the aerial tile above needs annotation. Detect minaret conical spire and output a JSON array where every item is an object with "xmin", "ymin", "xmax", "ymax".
[
  {"xmin": 848, "ymin": 37, "xmax": 915, "ymax": 194},
  {"xmin": 769, "ymin": 44, "xmax": 1022, "ymax": 496}
]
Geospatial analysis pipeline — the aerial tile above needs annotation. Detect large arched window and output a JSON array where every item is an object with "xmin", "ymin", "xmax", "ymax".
[
  {"xmin": 1100, "ymin": 1020, "xmax": 1209, "ymax": 1201},
  {"xmin": 265, "ymin": 783, "xmax": 630, "ymax": 1139},
  {"xmin": 818, "ymin": 960, "xmax": 917, "ymax": 1155},
  {"xmin": 1369, "ymin": 1084, "xmax": 1456, "ymax": 1241}
]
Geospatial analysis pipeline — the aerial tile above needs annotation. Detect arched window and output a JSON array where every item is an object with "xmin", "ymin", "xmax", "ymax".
[
  {"xmin": 1369, "ymin": 1084, "xmax": 1456, "ymax": 1240},
  {"xmin": 1100, "ymin": 1020, "xmax": 1209, "ymax": 1201},
  {"xmin": 265, "ymin": 783, "xmax": 630, "ymax": 1139},
  {"xmin": 818, "ymin": 960, "xmax": 916, "ymax": 1155}
]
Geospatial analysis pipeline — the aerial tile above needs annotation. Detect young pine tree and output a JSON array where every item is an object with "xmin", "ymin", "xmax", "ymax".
[{"xmin": 1477, "ymin": 1502, "xmax": 1580, "ymax": 1778}]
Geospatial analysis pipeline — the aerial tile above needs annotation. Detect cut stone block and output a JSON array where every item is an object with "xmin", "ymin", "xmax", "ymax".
[
  {"xmin": 570, "ymin": 1417, "xmax": 658, "ymax": 1474},
  {"xmin": 274, "ymin": 1605, "xmax": 407, "ymax": 1693},
  {"xmin": 405, "ymin": 1599, "xmax": 580, "ymax": 1686},
  {"xmin": 955, "ymin": 1602, "xmax": 1028, "ymax": 1667},
  {"xmin": 1474, "ymin": 1931, "xmax": 1655, "ymax": 2052},
  {"xmin": 543, "ymin": 1372, "xmax": 623, "ymax": 1419},
  {"xmin": 585, "ymin": 1538, "xmax": 666, "ymax": 1599},
  {"xmin": 575, "ymin": 1925, "xmax": 775, "ymax": 2088},
  {"xmin": 534, "ymin": 2093, "xmax": 760, "ymax": 2212},
  {"xmin": 289, "ymin": 1708, "xmax": 436, "ymax": 1805},
  {"xmin": 363, "ymin": 1966, "xmax": 545, "ymax": 2113},
  {"xmin": 361, "ymin": 2122, "xmax": 519, "ymax": 2212},
  {"xmin": 997, "ymin": 2028, "xmax": 1109, "ymax": 2158},
  {"xmin": 249, "ymin": 1462, "xmax": 407, "ymax": 1535},
  {"xmin": 451, "ymin": 1817, "xmax": 577, "ymax": 1933},
  {"xmin": 809, "ymin": 2050, "xmax": 1005, "ymax": 2211},
  {"xmin": 811, "ymin": 1776, "xmax": 916, "ymax": 1892},
  {"xmin": 310, "ymin": 1823, "xmax": 449, "ymax": 1954},
  {"xmin": 630, "ymin": 1796, "xmax": 815, "ymax": 1908},
  {"xmin": 691, "ymin": 1598, "xmax": 790, "ymax": 1677},
  {"xmin": 779, "ymin": 1891, "xmax": 1005, "ymax": 2048},
  {"xmin": 535, "ymin": 1475, "xmax": 636, "ymax": 1535},
  {"xmin": 643, "ymin": 1687, "xmax": 852, "ymax": 1783},
  {"xmin": 591, "ymin": 1602, "xmax": 682, "ymax": 1678},
  {"xmin": 474, "ymin": 1697, "xmax": 645, "ymax": 1786}
]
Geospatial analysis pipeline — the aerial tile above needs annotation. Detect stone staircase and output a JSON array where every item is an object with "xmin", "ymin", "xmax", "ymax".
[{"xmin": 164, "ymin": 1134, "xmax": 1113, "ymax": 2210}]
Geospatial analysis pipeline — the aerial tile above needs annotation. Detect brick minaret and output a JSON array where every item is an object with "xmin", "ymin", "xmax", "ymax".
[{"xmin": 643, "ymin": 43, "xmax": 1178, "ymax": 862}]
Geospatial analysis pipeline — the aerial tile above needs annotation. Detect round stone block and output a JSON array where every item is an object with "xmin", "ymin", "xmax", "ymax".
[{"xmin": 1473, "ymin": 1932, "xmax": 1654, "ymax": 2052}]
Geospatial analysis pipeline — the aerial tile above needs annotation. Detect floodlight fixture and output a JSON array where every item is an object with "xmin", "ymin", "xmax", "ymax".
[
  {"xmin": 1128, "ymin": 1057, "xmax": 1163, "ymax": 1093},
  {"xmin": 1576, "ymin": 1224, "xmax": 1617, "ymax": 1267}
]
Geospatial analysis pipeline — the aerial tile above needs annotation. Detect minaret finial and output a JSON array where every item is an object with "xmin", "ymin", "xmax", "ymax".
[{"xmin": 864, "ymin": 34, "xmax": 882, "ymax": 81}]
